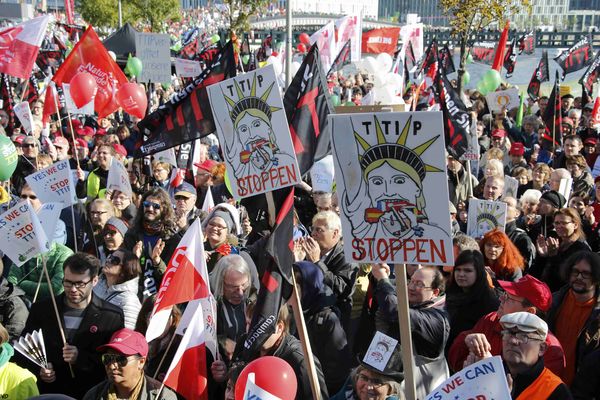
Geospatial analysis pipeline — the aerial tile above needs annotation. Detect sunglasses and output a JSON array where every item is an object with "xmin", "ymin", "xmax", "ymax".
[
  {"xmin": 143, "ymin": 201, "xmax": 161, "ymax": 210},
  {"xmin": 22, "ymin": 143, "xmax": 36, "ymax": 148},
  {"xmin": 106, "ymin": 254, "xmax": 122, "ymax": 265},
  {"xmin": 20, "ymin": 194, "xmax": 37, "ymax": 200},
  {"xmin": 101, "ymin": 353, "xmax": 139, "ymax": 367}
]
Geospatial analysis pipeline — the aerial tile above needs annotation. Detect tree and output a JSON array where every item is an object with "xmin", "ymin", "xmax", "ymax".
[
  {"xmin": 224, "ymin": 0, "xmax": 271, "ymax": 35},
  {"xmin": 129, "ymin": 0, "xmax": 181, "ymax": 32},
  {"xmin": 77, "ymin": 0, "xmax": 140, "ymax": 32},
  {"xmin": 439, "ymin": 0, "xmax": 531, "ymax": 93}
]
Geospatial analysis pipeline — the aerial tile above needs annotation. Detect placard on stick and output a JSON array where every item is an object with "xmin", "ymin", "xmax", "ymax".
[
  {"xmin": 135, "ymin": 33, "xmax": 171, "ymax": 84},
  {"xmin": 25, "ymin": 160, "xmax": 77, "ymax": 207},
  {"xmin": 466, "ymin": 199, "xmax": 507, "ymax": 238},
  {"xmin": 0, "ymin": 201, "xmax": 49, "ymax": 266}
]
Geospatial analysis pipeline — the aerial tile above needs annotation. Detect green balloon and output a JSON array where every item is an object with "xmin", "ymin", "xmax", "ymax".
[
  {"xmin": 461, "ymin": 70, "xmax": 470, "ymax": 86},
  {"xmin": 0, "ymin": 136, "xmax": 18, "ymax": 181},
  {"xmin": 484, "ymin": 69, "xmax": 501, "ymax": 92},
  {"xmin": 127, "ymin": 57, "xmax": 143, "ymax": 78},
  {"xmin": 330, "ymin": 94, "xmax": 341, "ymax": 106},
  {"xmin": 162, "ymin": 82, "xmax": 171, "ymax": 90},
  {"xmin": 211, "ymin": 34, "xmax": 220, "ymax": 44},
  {"xmin": 224, "ymin": 171, "xmax": 233, "ymax": 195},
  {"xmin": 344, "ymin": 101, "xmax": 355, "ymax": 106},
  {"xmin": 476, "ymin": 80, "xmax": 488, "ymax": 95},
  {"xmin": 466, "ymin": 53, "xmax": 473, "ymax": 64},
  {"xmin": 242, "ymin": 55, "xmax": 250, "ymax": 64}
]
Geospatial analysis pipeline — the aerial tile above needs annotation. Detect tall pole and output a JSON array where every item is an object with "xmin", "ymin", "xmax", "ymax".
[
  {"xmin": 118, "ymin": 0, "xmax": 123, "ymax": 27},
  {"xmin": 285, "ymin": 0, "xmax": 293, "ymax": 87}
]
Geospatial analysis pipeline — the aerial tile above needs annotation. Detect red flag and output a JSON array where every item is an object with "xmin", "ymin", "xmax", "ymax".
[
  {"xmin": 42, "ymin": 82, "xmax": 59, "ymax": 124},
  {"xmin": 592, "ymin": 97, "xmax": 600, "ymax": 127},
  {"xmin": 64, "ymin": 0, "xmax": 75, "ymax": 25},
  {"xmin": 361, "ymin": 28, "xmax": 400, "ymax": 55},
  {"xmin": 541, "ymin": 71, "xmax": 563, "ymax": 150},
  {"xmin": 0, "ymin": 16, "xmax": 51, "ymax": 79},
  {"xmin": 146, "ymin": 218, "xmax": 211, "ymax": 343},
  {"xmin": 492, "ymin": 21, "xmax": 510, "ymax": 72},
  {"xmin": 52, "ymin": 26, "xmax": 128, "ymax": 118}
]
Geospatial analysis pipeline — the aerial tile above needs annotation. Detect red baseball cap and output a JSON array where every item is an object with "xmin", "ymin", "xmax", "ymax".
[
  {"xmin": 53, "ymin": 136, "xmax": 69, "ymax": 148},
  {"xmin": 97, "ymin": 328, "xmax": 148, "ymax": 357},
  {"xmin": 74, "ymin": 138, "xmax": 88, "ymax": 148},
  {"xmin": 509, "ymin": 142, "xmax": 525, "ymax": 156},
  {"xmin": 194, "ymin": 159, "xmax": 217, "ymax": 172},
  {"xmin": 491, "ymin": 129, "xmax": 506, "ymax": 138},
  {"xmin": 584, "ymin": 137, "xmax": 598, "ymax": 146},
  {"xmin": 498, "ymin": 275, "xmax": 552, "ymax": 312}
]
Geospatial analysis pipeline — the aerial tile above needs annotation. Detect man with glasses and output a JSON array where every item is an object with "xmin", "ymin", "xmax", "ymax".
[
  {"xmin": 547, "ymin": 250, "xmax": 600, "ymax": 386},
  {"xmin": 11, "ymin": 135, "xmax": 39, "ymax": 194},
  {"xmin": 498, "ymin": 312, "xmax": 572, "ymax": 398},
  {"xmin": 173, "ymin": 182, "xmax": 200, "ymax": 230},
  {"xmin": 84, "ymin": 328, "xmax": 178, "ymax": 399},
  {"xmin": 448, "ymin": 274, "xmax": 566, "ymax": 376},
  {"xmin": 18, "ymin": 253, "xmax": 124, "ymax": 398}
]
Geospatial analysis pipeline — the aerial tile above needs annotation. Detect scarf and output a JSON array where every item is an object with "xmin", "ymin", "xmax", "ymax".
[
  {"xmin": 142, "ymin": 221, "xmax": 163, "ymax": 236},
  {"xmin": 107, "ymin": 373, "xmax": 144, "ymax": 400},
  {"xmin": 0, "ymin": 342, "xmax": 14, "ymax": 369}
]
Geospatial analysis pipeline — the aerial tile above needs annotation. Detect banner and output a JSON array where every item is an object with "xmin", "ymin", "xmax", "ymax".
[
  {"xmin": 328, "ymin": 39, "xmax": 351, "ymax": 75},
  {"xmin": 400, "ymin": 23, "xmax": 424, "ymax": 64},
  {"xmin": 310, "ymin": 155, "xmax": 335, "ymax": 193},
  {"xmin": 541, "ymin": 71, "xmax": 563, "ymax": 150},
  {"xmin": 13, "ymin": 102, "xmax": 34, "ymax": 135},
  {"xmin": 0, "ymin": 201, "xmax": 49, "ymax": 267},
  {"xmin": 25, "ymin": 160, "xmax": 77, "ymax": 207},
  {"xmin": 136, "ymin": 33, "xmax": 171, "ymax": 84},
  {"xmin": 554, "ymin": 36, "xmax": 594, "ymax": 79},
  {"xmin": 0, "ymin": 15, "xmax": 51, "ymax": 79},
  {"xmin": 361, "ymin": 28, "xmax": 400, "ymax": 55},
  {"xmin": 330, "ymin": 111, "xmax": 454, "ymax": 266},
  {"xmin": 439, "ymin": 44, "xmax": 455, "ymax": 74},
  {"xmin": 503, "ymin": 38, "xmax": 518, "ymax": 78},
  {"xmin": 434, "ymin": 70, "xmax": 471, "ymax": 159},
  {"xmin": 414, "ymin": 39, "xmax": 438, "ymax": 79},
  {"xmin": 518, "ymin": 31, "xmax": 535, "ymax": 55},
  {"xmin": 335, "ymin": 15, "xmax": 361, "ymax": 62},
  {"xmin": 425, "ymin": 357, "xmax": 510, "ymax": 400},
  {"xmin": 310, "ymin": 22, "xmax": 335, "ymax": 74},
  {"xmin": 471, "ymin": 43, "xmax": 495, "ymax": 65},
  {"xmin": 527, "ymin": 51, "xmax": 550, "ymax": 100},
  {"xmin": 175, "ymin": 58, "xmax": 202, "ymax": 78},
  {"xmin": 580, "ymin": 51, "xmax": 600, "ymax": 97},
  {"xmin": 106, "ymin": 159, "xmax": 133, "ymax": 196},
  {"xmin": 466, "ymin": 199, "xmax": 507, "ymax": 238},
  {"xmin": 485, "ymin": 88, "xmax": 520, "ymax": 113},
  {"xmin": 207, "ymin": 64, "xmax": 302, "ymax": 199},
  {"xmin": 37, "ymin": 202, "xmax": 62, "ymax": 242}
]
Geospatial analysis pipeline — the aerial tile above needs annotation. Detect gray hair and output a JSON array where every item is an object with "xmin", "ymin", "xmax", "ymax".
[
  {"xmin": 523, "ymin": 115, "xmax": 540, "ymax": 126},
  {"xmin": 213, "ymin": 254, "xmax": 251, "ymax": 299},
  {"xmin": 519, "ymin": 189, "xmax": 542, "ymax": 209},
  {"xmin": 568, "ymin": 109, "xmax": 581, "ymax": 119},
  {"xmin": 312, "ymin": 210, "xmax": 342, "ymax": 231},
  {"xmin": 351, "ymin": 365, "xmax": 404, "ymax": 398},
  {"xmin": 552, "ymin": 168, "xmax": 571, "ymax": 180}
]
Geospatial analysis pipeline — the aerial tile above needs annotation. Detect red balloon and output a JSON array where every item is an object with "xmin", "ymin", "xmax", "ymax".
[
  {"xmin": 297, "ymin": 43, "xmax": 307, "ymax": 53},
  {"xmin": 234, "ymin": 357, "xmax": 297, "ymax": 400},
  {"xmin": 299, "ymin": 32, "xmax": 310, "ymax": 45},
  {"xmin": 69, "ymin": 72, "xmax": 97, "ymax": 108},
  {"xmin": 116, "ymin": 83, "xmax": 148, "ymax": 119},
  {"xmin": 271, "ymin": 51, "xmax": 279, "ymax": 57}
]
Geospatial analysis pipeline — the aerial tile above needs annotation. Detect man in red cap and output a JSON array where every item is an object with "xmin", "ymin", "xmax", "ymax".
[
  {"xmin": 448, "ymin": 275, "xmax": 565, "ymax": 376},
  {"xmin": 83, "ymin": 328, "xmax": 178, "ymax": 399},
  {"xmin": 505, "ymin": 142, "xmax": 527, "ymax": 175},
  {"xmin": 490, "ymin": 129, "xmax": 507, "ymax": 149}
]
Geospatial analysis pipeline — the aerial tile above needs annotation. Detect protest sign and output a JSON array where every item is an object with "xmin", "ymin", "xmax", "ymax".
[
  {"xmin": 37, "ymin": 202, "xmax": 62, "ymax": 242},
  {"xmin": 363, "ymin": 331, "xmax": 398, "ymax": 372},
  {"xmin": 459, "ymin": 121, "xmax": 480, "ymax": 162},
  {"xmin": 14, "ymin": 101, "xmax": 34, "ymax": 135},
  {"xmin": 62, "ymin": 83, "xmax": 95, "ymax": 115},
  {"xmin": 425, "ymin": 356, "xmax": 510, "ymax": 400},
  {"xmin": 330, "ymin": 111, "xmax": 454, "ymax": 266},
  {"xmin": 0, "ymin": 201, "xmax": 49, "ymax": 266},
  {"xmin": 503, "ymin": 176, "xmax": 519, "ymax": 199},
  {"xmin": 136, "ymin": 33, "xmax": 171, "ymax": 84},
  {"xmin": 310, "ymin": 155, "xmax": 335, "ymax": 193},
  {"xmin": 485, "ymin": 88, "xmax": 520, "ymax": 113},
  {"xmin": 106, "ymin": 159, "xmax": 133, "ymax": 196},
  {"xmin": 154, "ymin": 147, "xmax": 178, "ymax": 167},
  {"xmin": 558, "ymin": 178, "xmax": 573, "ymax": 204},
  {"xmin": 175, "ymin": 58, "xmax": 202, "ymax": 78},
  {"xmin": 466, "ymin": 199, "xmax": 507, "ymax": 238},
  {"xmin": 207, "ymin": 64, "xmax": 301, "ymax": 199},
  {"xmin": 25, "ymin": 160, "xmax": 77, "ymax": 207}
]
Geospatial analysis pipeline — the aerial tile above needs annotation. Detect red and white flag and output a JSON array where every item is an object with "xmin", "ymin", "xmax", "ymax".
[
  {"xmin": 145, "ymin": 218, "xmax": 211, "ymax": 343},
  {"xmin": 592, "ymin": 97, "xmax": 600, "ymax": 127},
  {"xmin": 335, "ymin": 15, "xmax": 362, "ymax": 62},
  {"xmin": 310, "ymin": 22, "xmax": 335, "ymax": 74},
  {"xmin": 0, "ymin": 15, "xmax": 52, "ymax": 79},
  {"xmin": 64, "ymin": 0, "xmax": 75, "ymax": 25}
]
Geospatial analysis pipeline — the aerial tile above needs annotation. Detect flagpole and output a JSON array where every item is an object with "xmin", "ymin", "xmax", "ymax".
[
  {"xmin": 285, "ymin": 0, "xmax": 292, "ymax": 87},
  {"xmin": 394, "ymin": 264, "xmax": 417, "ymax": 400}
]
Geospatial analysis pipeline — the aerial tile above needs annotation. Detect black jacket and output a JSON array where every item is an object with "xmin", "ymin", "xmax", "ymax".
[
  {"xmin": 571, "ymin": 348, "xmax": 600, "ymax": 399},
  {"xmin": 530, "ymin": 240, "xmax": 591, "ymax": 292},
  {"xmin": 505, "ymin": 220, "xmax": 536, "ymax": 272},
  {"xmin": 510, "ymin": 358, "xmax": 572, "ymax": 399},
  {"xmin": 18, "ymin": 293, "xmax": 124, "ymax": 398},
  {"xmin": 0, "ymin": 278, "xmax": 28, "ymax": 340}
]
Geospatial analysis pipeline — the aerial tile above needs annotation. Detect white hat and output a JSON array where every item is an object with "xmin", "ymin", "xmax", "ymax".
[{"xmin": 500, "ymin": 312, "xmax": 548, "ymax": 340}]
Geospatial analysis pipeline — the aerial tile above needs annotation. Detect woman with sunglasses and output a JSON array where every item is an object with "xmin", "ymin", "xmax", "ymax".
[{"xmin": 93, "ymin": 249, "xmax": 142, "ymax": 329}]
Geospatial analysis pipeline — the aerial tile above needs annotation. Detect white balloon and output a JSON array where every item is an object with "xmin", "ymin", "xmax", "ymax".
[
  {"xmin": 108, "ymin": 51, "xmax": 116, "ymax": 61},
  {"xmin": 267, "ymin": 56, "xmax": 282, "ymax": 76},
  {"xmin": 376, "ymin": 53, "xmax": 393, "ymax": 73},
  {"xmin": 374, "ymin": 72, "xmax": 386, "ymax": 88},
  {"xmin": 363, "ymin": 56, "xmax": 378, "ymax": 74}
]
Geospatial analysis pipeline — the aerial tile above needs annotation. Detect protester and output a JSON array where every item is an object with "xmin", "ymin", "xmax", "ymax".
[{"xmin": 0, "ymin": 322, "xmax": 39, "ymax": 398}]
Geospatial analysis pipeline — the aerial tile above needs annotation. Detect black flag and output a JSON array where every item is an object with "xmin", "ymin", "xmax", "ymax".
[
  {"xmin": 439, "ymin": 44, "xmax": 456, "ymax": 74},
  {"xmin": 579, "ymin": 50, "xmax": 600, "ymax": 100},
  {"xmin": 284, "ymin": 44, "xmax": 334, "ymax": 176},
  {"xmin": 503, "ymin": 38, "xmax": 518, "ymax": 78},
  {"xmin": 328, "ymin": 40, "xmax": 351, "ymax": 75},
  {"xmin": 541, "ymin": 71, "xmax": 563, "ymax": 150},
  {"xmin": 518, "ymin": 32, "xmax": 535, "ymax": 55},
  {"xmin": 527, "ymin": 51, "xmax": 550, "ymax": 100},
  {"xmin": 136, "ymin": 41, "xmax": 236, "ymax": 157},
  {"xmin": 433, "ymin": 69, "xmax": 471, "ymax": 159},
  {"xmin": 554, "ymin": 36, "xmax": 594, "ymax": 79},
  {"xmin": 414, "ymin": 38, "xmax": 438, "ymax": 78}
]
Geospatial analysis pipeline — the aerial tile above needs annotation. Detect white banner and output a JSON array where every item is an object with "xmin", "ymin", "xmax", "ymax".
[
  {"xmin": 13, "ymin": 101, "xmax": 34, "ymax": 135},
  {"xmin": 36, "ymin": 202, "xmax": 62, "ymax": 241},
  {"xmin": 25, "ymin": 160, "xmax": 77, "ymax": 207},
  {"xmin": 174, "ymin": 58, "xmax": 202, "ymax": 78},
  {"xmin": 310, "ymin": 155, "xmax": 335, "ymax": 193},
  {"xmin": 207, "ymin": 64, "xmax": 301, "ymax": 199},
  {"xmin": 466, "ymin": 199, "xmax": 507, "ymax": 238},
  {"xmin": 330, "ymin": 111, "xmax": 454, "ymax": 266},
  {"xmin": 425, "ymin": 356, "xmax": 510, "ymax": 400},
  {"xmin": 485, "ymin": 88, "xmax": 521, "ymax": 113},
  {"xmin": 106, "ymin": 159, "xmax": 133, "ymax": 196},
  {"xmin": 0, "ymin": 201, "xmax": 49, "ymax": 266},
  {"xmin": 136, "ymin": 33, "xmax": 172, "ymax": 84}
]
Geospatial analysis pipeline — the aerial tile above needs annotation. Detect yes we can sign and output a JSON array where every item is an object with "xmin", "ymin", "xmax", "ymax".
[{"xmin": 25, "ymin": 160, "xmax": 77, "ymax": 207}]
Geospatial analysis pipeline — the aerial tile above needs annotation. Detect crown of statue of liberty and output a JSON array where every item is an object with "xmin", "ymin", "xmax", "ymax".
[{"xmin": 223, "ymin": 73, "xmax": 281, "ymax": 124}]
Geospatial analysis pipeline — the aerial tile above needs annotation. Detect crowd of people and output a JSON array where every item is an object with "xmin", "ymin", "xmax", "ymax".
[{"xmin": 0, "ymin": 6, "xmax": 600, "ymax": 400}]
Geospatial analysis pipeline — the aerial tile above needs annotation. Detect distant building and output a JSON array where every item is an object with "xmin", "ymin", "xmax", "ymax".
[
  {"xmin": 180, "ymin": 0, "xmax": 209, "ymax": 8},
  {"xmin": 275, "ymin": 0, "xmax": 378, "ymax": 19},
  {"xmin": 510, "ymin": 0, "xmax": 599, "ymax": 31},
  {"xmin": 379, "ymin": 0, "xmax": 447, "ymax": 26}
]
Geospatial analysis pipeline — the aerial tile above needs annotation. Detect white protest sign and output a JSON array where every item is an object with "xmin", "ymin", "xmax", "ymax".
[
  {"xmin": 107, "ymin": 159, "xmax": 133, "ymax": 196},
  {"xmin": 37, "ymin": 202, "xmax": 62, "ymax": 241},
  {"xmin": 0, "ymin": 201, "xmax": 49, "ymax": 266},
  {"xmin": 592, "ymin": 156, "xmax": 600, "ymax": 179},
  {"xmin": 363, "ymin": 331, "xmax": 398, "ymax": 372},
  {"xmin": 503, "ymin": 176, "xmax": 519, "ymax": 199},
  {"xmin": 466, "ymin": 199, "xmax": 507, "ymax": 238},
  {"xmin": 136, "ymin": 33, "xmax": 171, "ymax": 84},
  {"xmin": 330, "ymin": 111, "xmax": 454, "ymax": 266},
  {"xmin": 154, "ymin": 147, "xmax": 178, "ymax": 167},
  {"xmin": 207, "ymin": 64, "xmax": 302, "ymax": 200},
  {"xmin": 62, "ymin": 83, "xmax": 95, "ymax": 115},
  {"xmin": 460, "ymin": 120, "xmax": 480, "ymax": 161},
  {"xmin": 13, "ymin": 101, "xmax": 34, "ymax": 134},
  {"xmin": 310, "ymin": 155, "xmax": 335, "ymax": 193},
  {"xmin": 175, "ymin": 58, "xmax": 202, "ymax": 78},
  {"xmin": 558, "ymin": 178, "xmax": 573, "ymax": 204},
  {"xmin": 485, "ymin": 88, "xmax": 520, "ymax": 113},
  {"xmin": 425, "ymin": 356, "xmax": 510, "ymax": 400},
  {"xmin": 25, "ymin": 160, "xmax": 77, "ymax": 207}
]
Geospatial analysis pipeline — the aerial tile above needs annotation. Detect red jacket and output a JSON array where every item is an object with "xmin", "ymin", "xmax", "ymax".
[{"xmin": 448, "ymin": 311, "xmax": 566, "ymax": 376}]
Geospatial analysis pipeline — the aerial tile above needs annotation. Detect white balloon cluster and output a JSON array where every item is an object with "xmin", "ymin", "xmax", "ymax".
[{"xmin": 357, "ymin": 53, "xmax": 405, "ymax": 105}]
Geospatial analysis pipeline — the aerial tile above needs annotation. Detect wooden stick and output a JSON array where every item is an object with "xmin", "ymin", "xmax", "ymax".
[
  {"xmin": 394, "ymin": 264, "xmax": 416, "ymax": 400},
  {"xmin": 42, "ymin": 255, "xmax": 75, "ymax": 378},
  {"xmin": 65, "ymin": 110, "xmax": 81, "ymax": 170},
  {"xmin": 70, "ymin": 205, "xmax": 78, "ymax": 253},
  {"xmin": 152, "ymin": 330, "xmax": 178, "ymax": 379},
  {"xmin": 19, "ymin": 78, "xmax": 29, "ymax": 103},
  {"xmin": 32, "ymin": 262, "xmax": 44, "ymax": 303},
  {"xmin": 289, "ymin": 273, "xmax": 322, "ymax": 400}
]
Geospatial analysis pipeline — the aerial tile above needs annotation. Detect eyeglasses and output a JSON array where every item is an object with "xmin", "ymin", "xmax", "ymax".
[
  {"xmin": 89, "ymin": 210, "xmax": 107, "ymax": 216},
  {"xmin": 407, "ymin": 279, "xmax": 432, "ymax": 290},
  {"xmin": 22, "ymin": 143, "xmax": 36, "ymax": 148},
  {"xmin": 101, "ymin": 354, "xmax": 139, "ymax": 368},
  {"xmin": 208, "ymin": 221, "xmax": 228, "ymax": 231},
  {"xmin": 357, "ymin": 373, "xmax": 385, "ymax": 388},
  {"xmin": 500, "ymin": 292, "xmax": 525, "ymax": 304},
  {"xmin": 63, "ymin": 278, "xmax": 93, "ymax": 289},
  {"xmin": 501, "ymin": 330, "xmax": 543, "ymax": 344},
  {"xmin": 570, "ymin": 268, "xmax": 593, "ymax": 280},
  {"xmin": 106, "ymin": 254, "xmax": 122, "ymax": 266},
  {"xmin": 143, "ymin": 201, "xmax": 161, "ymax": 210},
  {"xmin": 20, "ymin": 194, "xmax": 38, "ymax": 200}
]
